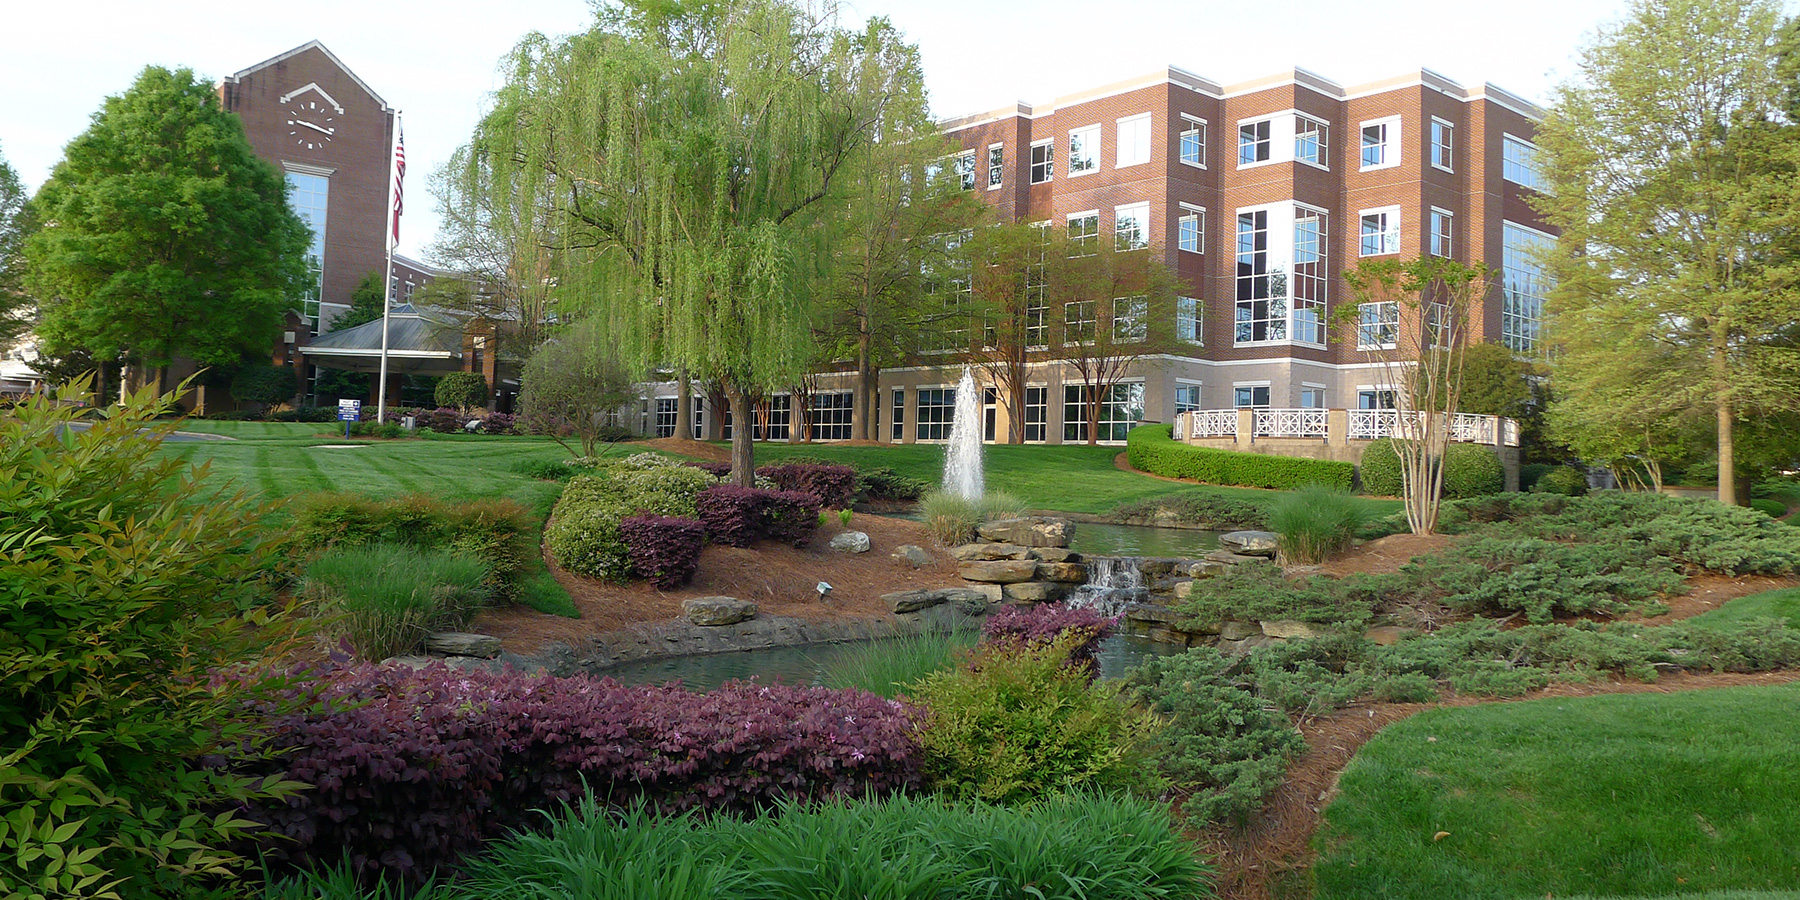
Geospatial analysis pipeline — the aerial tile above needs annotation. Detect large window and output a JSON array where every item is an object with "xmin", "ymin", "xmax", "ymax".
[
  {"xmin": 1359, "ymin": 207, "xmax": 1400, "ymax": 256},
  {"xmin": 953, "ymin": 150, "xmax": 977, "ymax": 191},
  {"xmin": 916, "ymin": 387, "xmax": 955, "ymax": 441},
  {"xmin": 1502, "ymin": 221, "xmax": 1554, "ymax": 353},
  {"xmin": 1179, "ymin": 117, "xmax": 1206, "ymax": 167},
  {"xmin": 1114, "ymin": 202, "xmax": 1150, "ymax": 251},
  {"xmin": 1357, "ymin": 388, "xmax": 1397, "ymax": 409},
  {"xmin": 1023, "ymin": 386, "xmax": 1048, "ymax": 442},
  {"xmin": 1235, "ymin": 204, "xmax": 1328, "ymax": 346},
  {"xmin": 285, "ymin": 170, "xmax": 329, "ymax": 326},
  {"xmin": 1502, "ymin": 134, "xmax": 1545, "ymax": 192},
  {"xmin": 1176, "ymin": 296, "xmax": 1203, "ymax": 345},
  {"xmin": 1430, "ymin": 117, "xmax": 1454, "ymax": 171},
  {"xmin": 1174, "ymin": 382, "xmax": 1202, "ymax": 414},
  {"xmin": 654, "ymin": 397, "xmax": 679, "ymax": 437},
  {"xmin": 761, "ymin": 394, "xmax": 792, "ymax": 441},
  {"xmin": 1063, "ymin": 382, "xmax": 1144, "ymax": 443},
  {"xmin": 1116, "ymin": 114, "xmax": 1151, "ymax": 167},
  {"xmin": 987, "ymin": 143, "xmax": 1004, "ymax": 189},
  {"xmin": 1360, "ymin": 117, "xmax": 1398, "ymax": 169},
  {"xmin": 1064, "ymin": 300, "xmax": 1096, "ymax": 345},
  {"xmin": 1068, "ymin": 212, "xmax": 1100, "ymax": 256},
  {"xmin": 1177, "ymin": 205, "xmax": 1204, "ymax": 253},
  {"xmin": 922, "ymin": 230, "xmax": 972, "ymax": 352},
  {"xmin": 1429, "ymin": 207, "xmax": 1454, "ymax": 257},
  {"xmin": 1068, "ymin": 124, "xmax": 1100, "ymax": 175},
  {"xmin": 1112, "ymin": 296, "xmax": 1146, "ymax": 342},
  {"xmin": 1300, "ymin": 386, "xmax": 1325, "ymax": 408},
  {"xmin": 1357, "ymin": 301, "xmax": 1399, "ymax": 349},
  {"xmin": 1238, "ymin": 119, "xmax": 1271, "ymax": 165},
  {"xmin": 1030, "ymin": 140, "xmax": 1054, "ymax": 183},
  {"xmin": 1234, "ymin": 385, "xmax": 1271, "ymax": 408},
  {"xmin": 809, "ymin": 391, "xmax": 854, "ymax": 441},
  {"xmin": 891, "ymin": 389, "xmax": 905, "ymax": 441},
  {"xmin": 1295, "ymin": 115, "xmax": 1329, "ymax": 168}
]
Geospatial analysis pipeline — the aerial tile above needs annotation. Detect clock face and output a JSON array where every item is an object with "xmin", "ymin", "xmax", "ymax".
[{"xmin": 286, "ymin": 99, "xmax": 337, "ymax": 150}]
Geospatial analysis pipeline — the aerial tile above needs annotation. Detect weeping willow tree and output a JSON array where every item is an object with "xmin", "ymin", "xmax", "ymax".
[{"xmin": 463, "ymin": 0, "xmax": 927, "ymax": 481}]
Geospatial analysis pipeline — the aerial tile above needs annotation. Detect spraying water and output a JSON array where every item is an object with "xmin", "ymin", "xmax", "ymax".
[{"xmin": 943, "ymin": 367, "xmax": 985, "ymax": 500}]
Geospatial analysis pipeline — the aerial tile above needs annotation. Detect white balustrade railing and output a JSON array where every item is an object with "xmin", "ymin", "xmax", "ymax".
[
  {"xmin": 1188, "ymin": 409, "xmax": 1238, "ymax": 438},
  {"xmin": 1502, "ymin": 417, "xmax": 1521, "ymax": 447},
  {"xmin": 1450, "ymin": 412, "xmax": 1496, "ymax": 444},
  {"xmin": 1252, "ymin": 407, "xmax": 1329, "ymax": 438}
]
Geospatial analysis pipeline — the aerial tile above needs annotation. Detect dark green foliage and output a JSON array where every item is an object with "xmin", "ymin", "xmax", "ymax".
[
  {"xmin": 1109, "ymin": 491, "xmax": 1270, "ymax": 529},
  {"xmin": 433, "ymin": 371, "xmax": 489, "ymax": 411},
  {"xmin": 1119, "ymin": 649, "xmax": 1306, "ymax": 827},
  {"xmin": 1750, "ymin": 497, "xmax": 1787, "ymax": 518},
  {"xmin": 300, "ymin": 545, "xmax": 491, "ymax": 659},
  {"xmin": 288, "ymin": 493, "xmax": 536, "ymax": 602},
  {"xmin": 1518, "ymin": 462, "xmax": 1555, "ymax": 491},
  {"xmin": 1178, "ymin": 565, "xmax": 1381, "ymax": 631},
  {"xmin": 1441, "ymin": 444, "xmax": 1504, "ymax": 498},
  {"xmin": 1, "ymin": 382, "xmax": 302, "ymax": 897},
  {"xmin": 857, "ymin": 465, "xmax": 930, "ymax": 501},
  {"xmin": 232, "ymin": 362, "xmax": 299, "ymax": 407},
  {"xmin": 1402, "ymin": 535, "xmax": 1680, "ymax": 622},
  {"xmin": 515, "ymin": 458, "xmax": 576, "ymax": 481},
  {"xmin": 327, "ymin": 271, "xmax": 387, "ymax": 332},
  {"xmin": 0, "ymin": 141, "xmax": 33, "ymax": 348},
  {"xmin": 545, "ymin": 465, "xmax": 716, "ymax": 580},
  {"xmin": 1358, "ymin": 438, "xmax": 1403, "ymax": 496},
  {"xmin": 1269, "ymin": 485, "xmax": 1366, "ymax": 563},
  {"xmin": 1530, "ymin": 464, "xmax": 1590, "ymax": 496},
  {"xmin": 1128, "ymin": 424, "xmax": 1355, "ymax": 490}
]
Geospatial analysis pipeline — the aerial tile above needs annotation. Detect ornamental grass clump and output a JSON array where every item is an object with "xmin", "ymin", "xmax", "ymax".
[
  {"xmin": 300, "ymin": 544, "xmax": 491, "ymax": 659},
  {"xmin": 920, "ymin": 490, "xmax": 980, "ymax": 546},
  {"xmin": 1268, "ymin": 484, "xmax": 1367, "ymax": 563},
  {"xmin": 823, "ymin": 631, "xmax": 979, "ymax": 698}
]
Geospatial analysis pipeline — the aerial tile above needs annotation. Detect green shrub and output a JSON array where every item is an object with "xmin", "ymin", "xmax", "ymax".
[
  {"xmin": 289, "ymin": 493, "xmax": 535, "ymax": 601},
  {"xmin": 233, "ymin": 362, "xmax": 299, "ymax": 406},
  {"xmin": 1269, "ymin": 484, "xmax": 1366, "ymax": 563},
  {"xmin": 301, "ymin": 544, "xmax": 492, "ymax": 658},
  {"xmin": 545, "ymin": 466, "xmax": 716, "ymax": 580},
  {"xmin": 1127, "ymin": 424, "xmax": 1355, "ymax": 490},
  {"xmin": 1119, "ymin": 649, "xmax": 1306, "ymax": 827},
  {"xmin": 1177, "ymin": 565, "xmax": 1380, "ymax": 631},
  {"xmin": 920, "ymin": 490, "xmax": 981, "ymax": 546},
  {"xmin": 978, "ymin": 490, "xmax": 1029, "ymax": 520},
  {"xmin": 1358, "ymin": 438, "xmax": 1403, "ymax": 496},
  {"xmin": 908, "ymin": 635, "xmax": 1164, "ymax": 804},
  {"xmin": 1, "ymin": 382, "xmax": 304, "ymax": 897},
  {"xmin": 1402, "ymin": 535, "xmax": 1679, "ymax": 623},
  {"xmin": 433, "ymin": 371, "xmax": 489, "ymax": 411},
  {"xmin": 1531, "ymin": 465, "xmax": 1590, "ymax": 496},
  {"xmin": 1518, "ymin": 462, "xmax": 1555, "ymax": 491},
  {"xmin": 1110, "ymin": 492, "xmax": 1269, "ymax": 529},
  {"xmin": 1749, "ymin": 497, "xmax": 1787, "ymax": 518},
  {"xmin": 515, "ymin": 458, "xmax": 575, "ymax": 481},
  {"xmin": 857, "ymin": 465, "xmax": 930, "ymax": 501},
  {"xmin": 1510, "ymin": 492, "xmax": 1800, "ymax": 576},
  {"xmin": 263, "ymin": 860, "xmax": 448, "ymax": 900},
  {"xmin": 1360, "ymin": 439, "xmax": 1502, "ymax": 499}
]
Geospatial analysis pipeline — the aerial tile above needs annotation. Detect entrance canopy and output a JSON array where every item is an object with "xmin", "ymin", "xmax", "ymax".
[{"xmin": 301, "ymin": 304, "xmax": 464, "ymax": 375}]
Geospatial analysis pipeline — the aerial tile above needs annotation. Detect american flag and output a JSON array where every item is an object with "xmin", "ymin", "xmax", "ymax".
[{"xmin": 391, "ymin": 125, "xmax": 406, "ymax": 243}]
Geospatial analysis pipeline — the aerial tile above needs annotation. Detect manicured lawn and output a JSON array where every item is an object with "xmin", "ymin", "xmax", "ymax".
[
  {"xmin": 1690, "ymin": 586, "xmax": 1800, "ymax": 630},
  {"xmin": 1313, "ymin": 683, "xmax": 1800, "ymax": 900},
  {"xmin": 168, "ymin": 420, "xmax": 322, "ymax": 439}
]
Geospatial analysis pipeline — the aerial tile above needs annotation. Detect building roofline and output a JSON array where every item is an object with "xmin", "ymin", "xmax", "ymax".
[
  {"xmin": 222, "ymin": 40, "xmax": 392, "ymax": 113},
  {"xmin": 938, "ymin": 66, "xmax": 1544, "ymax": 131}
]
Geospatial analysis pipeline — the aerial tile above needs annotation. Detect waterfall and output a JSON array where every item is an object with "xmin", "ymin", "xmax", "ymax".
[
  {"xmin": 943, "ymin": 367, "xmax": 984, "ymax": 500},
  {"xmin": 1066, "ymin": 556, "xmax": 1147, "ymax": 618}
]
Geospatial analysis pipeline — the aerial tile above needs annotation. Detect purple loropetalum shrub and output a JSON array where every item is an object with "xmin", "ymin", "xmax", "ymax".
[
  {"xmin": 478, "ymin": 411, "xmax": 516, "ymax": 434},
  {"xmin": 686, "ymin": 461, "xmax": 732, "ymax": 478},
  {"xmin": 982, "ymin": 604, "xmax": 1116, "ymax": 674},
  {"xmin": 620, "ymin": 514, "xmax": 705, "ymax": 589},
  {"xmin": 757, "ymin": 462, "xmax": 857, "ymax": 509},
  {"xmin": 697, "ymin": 483, "xmax": 767, "ymax": 547},
  {"xmin": 225, "ymin": 662, "xmax": 922, "ymax": 885},
  {"xmin": 763, "ymin": 489, "xmax": 822, "ymax": 547}
]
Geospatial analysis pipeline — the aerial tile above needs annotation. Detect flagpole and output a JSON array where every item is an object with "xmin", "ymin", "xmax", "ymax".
[{"xmin": 376, "ymin": 112, "xmax": 402, "ymax": 423}]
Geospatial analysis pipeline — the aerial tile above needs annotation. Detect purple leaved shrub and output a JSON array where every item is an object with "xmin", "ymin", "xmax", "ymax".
[
  {"xmin": 226, "ymin": 662, "xmax": 921, "ymax": 884},
  {"xmin": 982, "ymin": 604, "xmax": 1115, "ymax": 673},
  {"xmin": 763, "ymin": 489, "xmax": 823, "ymax": 547},
  {"xmin": 757, "ymin": 462, "xmax": 857, "ymax": 509},
  {"xmin": 695, "ymin": 485, "xmax": 821, "ymax": 548},
  {"xmin": 620, "ymin": 515, "xmax": 706, "ymax": 589},
  {"xmin": 478, "ymin": 412, "xmax": 516, "ymax": 434},
  {"xmin": 686, "ymin": 461, "xmax": 733, "ymax": 478}
]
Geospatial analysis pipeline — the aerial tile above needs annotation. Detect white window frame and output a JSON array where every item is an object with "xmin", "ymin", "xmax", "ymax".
[
  {"xmin": 1030, "ymin": 138, "xmax": 1054, "ymax": 184},
  {"xmin": 915, "ymin": 385, "xmax": 956, "ymax": 442},
  {"xmin": 952, "ymin": 150, "xmax": 977, "ymax": 191},
  {"xmin": 1174, "ymin": 380, "xmax": 1204, "ymax": 415},
  {"xmin": 1430, "ymin": 116, "xmax": 1455, "ymax": 172},
  {"xmin": 1356, "ymin": 385, "xmax": 1398, "ymax": 410},
  {"xmin": 1114, "ymin": 202, "xmax": 1150, "ymax": 252},
  {"xmin": 1023, "ymin": 385, "xmax": 1049, "ymax": 443},
  {"xmin": 1300, "ymin": 383, "xmax": 1327, "ymax": 409},
  {"xmin": 1063, "ymin": 299, "xmax": 1096, "ymax": 346},
  {"xmin": 1233, "ymin": 382, "xmax": 1272, "ymax": 409},
  {"xmin": 1357, "ymin": 301, "xmax": 1399, "ymax": 350},
  {"xmin": 987, "ymin": 142, "xmax": 1004, "ymax": 190},
  {"xmin": 1178, "ymin": 115, "xmax": 1207, "ymax": 169},
  {"xmin": 1429, "ymin": 206, "xmax": 1454, "ymax": 258},
  {"xmin": 1068, "ymin": 124, "xmax": 1100, "ymax": 176},
  {"xmin": 1359, "ymin": 205, "xmax": 1402, "ymax": 257},
  {"xmin": 1067, "ymin": 210, "xmax": 1101, "ymax": 257},
  {"xmin": 1502, "ymin": 133, "xmax": 1546, "ymax": 192},
  {"xmin": 1237, "ymin": 116, "xmax": 1274, "ymax": 168},
  {"xmin": 1359, "ymin": 116, "xmax": 1401, "ymax": 171},
  {"xmin": 1294, "ymin": 114, "xmax": 1330, "ymax": 170},
  {"xmin": 1116, "ymin": 113, "xmax": 1151, "ymax": 168},
  {"xmin": 1112, "ymin": 295, "xmax": 1147, "ymax": 343},
  {"xmin": 1177, "ymin": 202, "xmax": 1205, "ymax": 254},
  {"xmin": 1176, "ymin": 295, "xmax": 1203, "ymax": 345}
]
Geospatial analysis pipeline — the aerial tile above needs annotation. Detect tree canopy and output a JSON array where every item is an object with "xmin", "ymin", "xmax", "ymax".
[
  {"xmin": 0, "ymin": 141, "xmax": 31, "ymax": 349},
  {"xmin": 24, "ymin": 66, "xmax": 310, "ymax": 378}
]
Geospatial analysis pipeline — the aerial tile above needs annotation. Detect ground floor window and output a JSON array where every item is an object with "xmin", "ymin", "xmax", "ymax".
[
  {"xmin": 1301, "ymin": 386, "xmax": 1325, "ymax": 408},
  {"xmin": 809, "ymin": 391, "xmax": 853, "ymax": 441},
  {"xmin": 1235, "ymin": 385, "xmax": 1271, "ymax": 408},
  {"xmin": 1357, "ymin": 389, "xmax": 1396, "ymax": 410},
  {"xmin": 917, "ymin": 387, "xmax": 955, "ymax": 441},
  {"xmin": 1174, "ymin": 382, "xmax": 1202, "ymax": 414},
  {"xmin": 892, "ymin": 389, "xmax": 905, "ymax": 442},
  {"xmin": 654, "ymin": 397, "xmax": 678, "ymax": 437},
  {"xmin": 1063, "ymin": 382, "xmax": 1144, "ymax": 443},
  {"xmin": 984, "ymin": 388, "xmax": 998, "ymax": 442},
  {"xmin": 763, "ymin": 394, "xmax": 792, "ymax": 441},
  {"xmin": 1024, "ymin": 386, "xmax": 1048, "ymax": 442}
]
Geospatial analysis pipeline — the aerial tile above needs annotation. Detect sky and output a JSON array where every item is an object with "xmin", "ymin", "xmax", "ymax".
[{"xmin": 1, "ymin": 0, "xmax": 1648, "ymax": 261}]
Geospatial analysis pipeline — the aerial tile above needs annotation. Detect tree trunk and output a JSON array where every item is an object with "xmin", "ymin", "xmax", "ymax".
[
  {"xmin": 1717, "ymin": 396, "xmax": 1736, "ymax": 506},
  {"xmin": 1008, "ymin": 377, "xmax": 1026, "ymax": 445},
  {"xmin": 728, "ymin": 384, "xmax": 755, "ymax": 486},
  {"xmin": 853, "ymin": 330, "xmax": 874, "ymax": 441},
  {"xmin": 677, "ymin": 370, "xmax": 694, "ymax": 440}
]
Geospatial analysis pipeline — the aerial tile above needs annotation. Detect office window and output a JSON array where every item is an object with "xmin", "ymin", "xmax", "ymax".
[
  {"xmin": 654, "ymin": 397, "xmax": 679, "ymax": 437},
  {"xmin": 1063, "ymin": 382, "xmax": 1144, "ymax": 443},
  {"xmin": 808, "ymin": 391, "xmax": 854, "ymax": 441},
  {"xmin": 1357, "ymin": 301, "xmax": 1399, "ymax": 349},
  {"xmin": 1176, "ymin": 296, "xmax": 1203, "ymax": 344},
  {"xmin": 1113, "ymin": 296, "xmax": 1147, "ymax": 342},
  {"xmin": 1114, "ymin": 202, "xmax": 1150, "ymax": 251},
  {"xmin": 916, "ymin": 387, "xmax": 955, "ymax": 441},
  {"xmin": 1429, "ymin": 207, "xmax": 1453, "ymax": 257},
  {"xmin": 1430, "ymin": 117, "xmax": 1454, "ymax": 171},
  {"xmin": 1030, "ymin": 140, "xmax": 1054, "ymax": 183},
  {"xmin": 1023, "ymin": 386, "xmax": 1048, "ymax": 442},
  {"xmin": 1502, "ymin": 221, "xmax": 1554, "ymax": 352},
  {"xmin": 763, "ymin": 394, "xmax": 792, "ymax": 441},
  {"xmin": 1358, "ymin": 388, "xmax": 1397, "ymax": 410},
  {"xmin": 1234, "ymin": 385, "xmax": 1271, "ymax": 408},
  {"xmin": 1067, "ymin": 212, "xmax": 1100, "ymax": 256},
  {"xmin": 285, "ymin": 170, "xmax": 329, "ymax": 326},
  {"xmin": 1177, "ymin": 206, "xmax": 1204, "ymax": 253},
  {"xmin": 1291, "ymin": 208, "xmax": 1327, "ymax": 345},
  {"xmin": 891, "ymin": 389, "xmax": 905, "ymax": 441},
  {"xmin": 1300, "ymin": 387, "xmax": 1325, "ymax": 409},
  {"xmin": 1359, "ymin": 207, "xmax": 1400, "ymax": 256},
  {"xmin": 1174, "ymin": 383, "xmax": 1203, "ymax": 415},
  {"xmin": 1234, "ymin": 209, "xmax": 1281, "ymax": 343},
  {"xmin": 1068, "ymin": 124, "xmax": 1099, "ymax": 175},
  {"xmin": 953, "ymin": 150, "xmax": 976, "ymax": 191},
  {"xmin": 1238, "ymin": 119, "xmax": 1271, "ymax": 165},
  {"xmin": 1502, "ymin": 134, "xmax": 1546, "ymax": 191},
  {"xmin": 1360, "ymin": 117, "xmax": 1399, "ymax": 169},
  {"xmin": 1064, "ymin": 300, "xmax": 1096, "ymax": 345},
  {"xmin": 987, "ymin": 143, "xmax": 1004, "ymax": 189},
  {"xmin": 1235, "ymin": 204, "xmax": 1327, "ymax": 346},
  {"xmin": 1026, "ymin": 225, "xmax": 1049, "ymax": 349},
  {"xmin": 1116, "ymin": 114, "xmax": 1151, "ymax": 167},
  {"xmin": 1179, "ymin": 117, "xmax": 1206, "ymax": 167},
  {"xmin": 1295, "ymin": 115, "xmax": 1329, "ymax": 168}
]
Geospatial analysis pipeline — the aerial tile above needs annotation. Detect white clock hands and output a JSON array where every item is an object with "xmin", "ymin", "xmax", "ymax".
[{"xmin": 292, "ymin": 120, "xmax": 335, "ymax": 136}]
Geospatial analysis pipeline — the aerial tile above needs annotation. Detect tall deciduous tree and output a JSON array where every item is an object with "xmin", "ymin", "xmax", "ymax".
[
  {"xmin": 428, "ymin": 145, "xmax": 559, "ymax": 357},
  {"xmin": 0, "ymin": 140, "xmax": 32, "ymax": 349},
  {"xmin": 1536, "ymin": 0, "xmax": 1800, "ymax": 505},
  {"xmin": 464, "ymin": 0, "xmax": 924, "ymax": 482},
  {"xmin": 25, "ymin": 67, "xmax": 310, "ymax": 389},
  {"xmin": 1053, "ymin": 239, "xmax": 1182, "ymax": 446}
]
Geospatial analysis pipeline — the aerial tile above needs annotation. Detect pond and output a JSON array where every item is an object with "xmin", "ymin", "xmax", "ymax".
[
  {"xmin": 605, "ymin": 632, "xmax": 1189, "ymax": 692},
  {"xmin": 1069, "ymin": 522, "xmax": 1222, "ymax": 558}
]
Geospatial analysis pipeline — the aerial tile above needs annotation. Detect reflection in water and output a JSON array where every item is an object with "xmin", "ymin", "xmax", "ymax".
[{"xmin": 1069, "ymin": 523, "xmax": 1222, "ymax": 558}]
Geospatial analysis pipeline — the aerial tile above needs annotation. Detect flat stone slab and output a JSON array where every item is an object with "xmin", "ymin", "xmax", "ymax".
[
  {"xmin": 1219, "ymin": 620, "xmax": 1260, "ymax": 641},
  {"xmin": 892, "ymin": 544, "xmax": 933, "ymax": 567},
  {"xmin": 682, "ymin": 596, "xmax": 758, "ymax": 626},
  {"xmin": 1204, "ymin": 548, "xmax": 1274, "ymax": 566},
  {"xmin": 1034, "ymin": 561, "xmax": 1088, "ymax": 583},
  {"xmin": 425, "ymin": 631, "xmax": 502, "ymax": 659},
  {"xmin": 976, "ymin": 516, "xmax": 1075, "ymax": 548},
  {"xmin": 1221, "ymin": 530, "xmax": 1280, "ymax": 557},
  {"xmin": 958, "ymin": 559, "xmax": 1040, "ymax": 584},
  {"xmin": 1261, "ymin": 619, "xmax": 1326, "ymax": 640},
  {"xmin": 950, "ymin": 542, "xmax": 1032, "ymax": 561},
  {"xmin": 1033, "ymin": 547, "xmax": 1079, "ymax": 563},
  {"xmin": 884, "ymin": 589, "xmax": 946, "ymax": 614},
  {"xmin": 829, "ymin": 531, "xmax": 871, "ymax": 553}
]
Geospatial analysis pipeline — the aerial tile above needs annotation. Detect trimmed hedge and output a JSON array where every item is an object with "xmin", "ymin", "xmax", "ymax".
[
  {"xmin": 545, "ymin": 466, "xmax": 716, "ymax": 581},
  {"xmin": 1126, "ymin": 424, "xmax": 1354, "ymax": 491},
  {"xmin": 1359, "ymin": 438, "xmax": 1504, "ymax": 499},
  {"xmin": 231, "ymin": 663, "xmax": 921, "ymax": 884},
  {"xmin": 434, "ymin": 371, "xmax": 488, "ymax": 410},
  {"xmin": 620, "ymin": 515, "xmax": 706, "ymax": 589}
]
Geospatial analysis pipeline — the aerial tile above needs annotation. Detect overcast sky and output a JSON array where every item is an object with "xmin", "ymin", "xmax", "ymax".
[{"xmin": 3, "ymin": 0, "xmax": 1652, "ymax": 260}]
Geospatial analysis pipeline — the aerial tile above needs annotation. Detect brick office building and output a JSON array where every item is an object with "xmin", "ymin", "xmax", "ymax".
[{"xmin": 800, "ymin": 66, "xmax": 1553, "ymax": 446}]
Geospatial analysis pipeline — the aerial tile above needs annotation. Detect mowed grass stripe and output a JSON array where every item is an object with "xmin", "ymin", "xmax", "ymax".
[
  {"xmin": 251, "ymin": 446, "xmax": 283, "ymax": 497},
  {"xmin": 289, "ymin": 445, "xmax": 341, "ymax": 494}
]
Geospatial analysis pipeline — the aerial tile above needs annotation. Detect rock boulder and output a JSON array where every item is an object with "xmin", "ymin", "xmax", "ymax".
[
  {"xmin": 883, "ymin": 590, "xmax": 945, "ymax": 614},
  {"xmin": 975, "ymin": 516, "xmax": 1075, "ymax": 548},
  {"xmin": 1221, "ymin": 530, "xmax": 1280, "ymax": 558},
  {"xmin": 828, "ymin": 531, "xmax": 872, "ymax": 553},
  {"xmin": 425, "ymin": 632, "xmax": 502, "ymax": 659},
  {"xmin": 950, "ymin": 542, "xmax": 1033, "ymax": 561},
  {"xmin": 682, "ymin": 596, "xmax": 758, "ymax": 626},
  {"xmin": 892, "ymin": 544, "xmax": 933, "ymax": 568},
  {"xmin": 958, "ymin": 559, "xmax": 1040, "ymax": 584}
]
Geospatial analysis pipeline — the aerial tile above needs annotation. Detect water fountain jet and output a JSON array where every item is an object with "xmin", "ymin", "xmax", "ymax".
[{"xmin": 943, "ymin": 367, "xmax": 985, "ymax": 500}]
